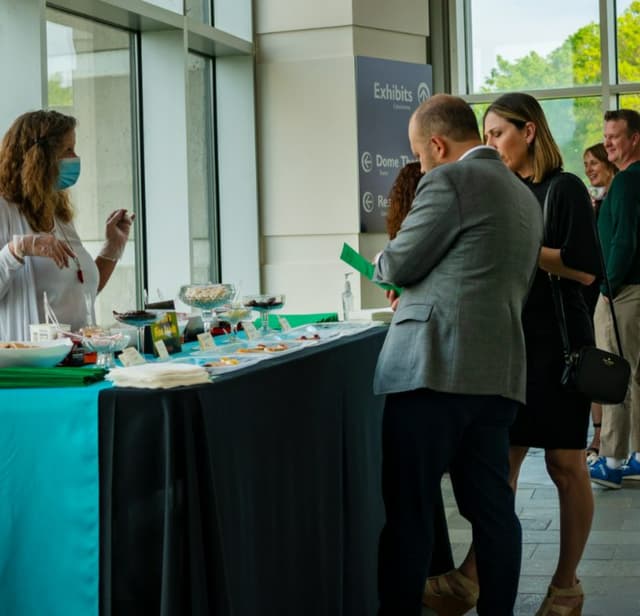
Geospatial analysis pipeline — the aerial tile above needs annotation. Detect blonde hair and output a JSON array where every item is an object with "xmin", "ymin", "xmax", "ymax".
[
  {"xmin": 484, "ymin": 93, "xmax": 563, "ymax": 182},
  {"xmin": 0, "ymin": 110, "xmax": 76, "ymax": 231}
]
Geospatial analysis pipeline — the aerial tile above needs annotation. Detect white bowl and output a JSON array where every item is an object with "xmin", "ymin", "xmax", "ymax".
[{"xmin": 0, "ymin": 338, "xmax": 73, "ymax": 368}]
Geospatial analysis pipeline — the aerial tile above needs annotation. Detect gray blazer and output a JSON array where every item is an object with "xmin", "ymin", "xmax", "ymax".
[{"xmin": 373, "ymin": 147, "xmax": 543, "ymax": 404}]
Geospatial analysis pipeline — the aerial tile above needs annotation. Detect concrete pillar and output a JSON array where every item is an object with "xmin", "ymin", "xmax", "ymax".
[
  {"xmin": 255, "ymin": 0, "xmax": 429, "ymax": 315},
  {"xmin": 0, "ymin": 0, "xmax": 45, "ymax": 129}
]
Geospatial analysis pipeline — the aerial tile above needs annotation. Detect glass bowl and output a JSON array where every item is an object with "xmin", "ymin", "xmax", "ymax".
[
  {"xmin": 178, "ymin": 283, "xmax": 236, "ymax": 334},
  {"xmin": 112, "ymin": 309, "xmax": 163, "ymax": 328},
  {"xmin": 242, "ymin": 294, "xmax": 286, "ymax": 334},
  {"xmin": 112, "ymin": 309, "xmax": 163, "ymax": 353},
  {"xmin": 82, "ymin": 330, "xmax": 131, "ymax": 368},
  {"xmin": 178, "ymin": 284, "xmax": 236, "ymax": 310}
]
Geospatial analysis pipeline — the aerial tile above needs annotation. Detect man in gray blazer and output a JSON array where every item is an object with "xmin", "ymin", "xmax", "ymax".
[{"xmin": 375, "ymin": 94, "xmax": 542, "ymax": 616}]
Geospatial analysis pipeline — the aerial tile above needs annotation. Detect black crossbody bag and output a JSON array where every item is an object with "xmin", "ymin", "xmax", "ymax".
[{"xmin": 544, "ymin": 178, "xmax": 630, "ymax": 405}]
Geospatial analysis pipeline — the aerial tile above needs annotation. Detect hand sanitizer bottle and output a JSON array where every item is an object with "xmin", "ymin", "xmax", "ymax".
[{"xmin": 342, "ymin": 273, "xmax": 354, "ymax": 321}]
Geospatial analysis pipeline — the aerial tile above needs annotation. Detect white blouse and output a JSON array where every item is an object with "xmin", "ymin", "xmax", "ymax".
[{"xmin": 0, "ymin": 197, "xmax": 98, "ymax": 340}]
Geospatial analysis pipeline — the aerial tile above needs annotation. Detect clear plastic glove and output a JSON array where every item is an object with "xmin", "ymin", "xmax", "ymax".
[
  {"xmin": 11, "ymin": 233, "xmax": 75, "ymax": 269},
  {"xmin": 99, "ymin": 209, "xmax": 135, "ymax": 261}
]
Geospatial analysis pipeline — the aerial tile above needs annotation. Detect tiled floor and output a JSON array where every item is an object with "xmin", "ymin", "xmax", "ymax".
[{"xmin": 425, "ymin": 448, "xmax": 640, "ymax": 616}]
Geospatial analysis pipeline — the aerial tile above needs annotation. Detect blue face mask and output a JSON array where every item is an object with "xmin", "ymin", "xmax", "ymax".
[{"xmin": 56, "ymin": 157, "xmax": 81, "ymax": 190}]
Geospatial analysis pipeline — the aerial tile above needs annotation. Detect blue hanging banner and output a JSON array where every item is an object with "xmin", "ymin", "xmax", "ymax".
[{"xmin": 355, "ymin": 56, "xmax": 432, "ymax": 233}]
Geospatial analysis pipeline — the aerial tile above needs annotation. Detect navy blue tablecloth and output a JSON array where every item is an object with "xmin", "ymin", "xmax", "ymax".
[{"xmin": 99, "ymin": 328, "xmax": 388, "ymax": 616}]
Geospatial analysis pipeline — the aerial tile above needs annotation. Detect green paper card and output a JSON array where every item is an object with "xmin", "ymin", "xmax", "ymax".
[{"xmin": 339, "ymin": 243, "xmax": 402, "ymax": 295}]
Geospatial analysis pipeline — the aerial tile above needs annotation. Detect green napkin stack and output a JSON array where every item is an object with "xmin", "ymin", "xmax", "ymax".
[{"xmin": 0, "ymin": 366, "xmax": 108, "ymax": 388}]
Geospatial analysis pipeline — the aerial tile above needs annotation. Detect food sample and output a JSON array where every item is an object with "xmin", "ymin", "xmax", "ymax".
[
  {"xmin": 221, "ymin": 306, "xmax": 252, "ymax": 320},
  {"xmin": 0, "ymin": 342, "xmax": 35, "ymax": 349},
  {"xmin": 112, "ymin": 310, "xmax": 158, "ymax": 322},
  {"xmin": 182, "ymin": 285, "xmax": 230, "ymax": 303},
  {"xmin": 264, "ymin": 343, "xmax": 288, "ymax": 352},
  {"xmin": 80, "ymin": 326, "xmax": 108, "ymax": 337},
  {"xmin": 297, "ymin": 334, "xmax": 320, "ymax": 340},
  {"xmin": 204, "ymin": 357, "xmax": 240, "ymax": 368},
  {"xmin": 244, "ymin": 296, "xmax": 284, "ymax": 310},
  {"xmin": 237, "ymin": 345, "xmax": 267, "ymax": 354}
]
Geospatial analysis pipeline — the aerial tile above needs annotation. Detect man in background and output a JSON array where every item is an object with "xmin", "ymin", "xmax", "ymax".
[
  {"xmin": 373, "ymin": 94, "xmax": 543, "ymax": 615},
  {"xmin": 590, "ymin": 109, "xmax": 640, "ymax": 489}
]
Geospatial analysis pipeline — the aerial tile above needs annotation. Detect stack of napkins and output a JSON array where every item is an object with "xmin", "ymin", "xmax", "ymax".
[{"xmin": 107, "ymin": 363, "xmax": 210, "ymax": 389}]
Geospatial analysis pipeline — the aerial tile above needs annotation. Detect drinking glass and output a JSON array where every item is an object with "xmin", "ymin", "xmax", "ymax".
[{"xmin": 218, "ymin": 304, "xmax": 252, "ymax": 342}]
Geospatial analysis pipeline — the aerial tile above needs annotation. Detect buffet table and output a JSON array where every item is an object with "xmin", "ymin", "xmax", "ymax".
[{"xmin": 99, "ymin": 326, "xmax": 387, "ymax": 615}]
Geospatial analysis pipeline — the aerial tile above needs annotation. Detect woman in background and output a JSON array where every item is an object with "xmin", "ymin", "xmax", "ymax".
[
  {"xmin": 0, "ymin": 109, "xmax": 133, "ymax": 340},
  {"xmin": 582, "ymin": 143, "xmax": 618, "ymax": 462},
  {"xmin": 385, "ymin": 160, "xmax": 456, "ymax": 581},
  {"xmin": 386, "ymin": 161, "xmax": 423, "ymax": 239}
]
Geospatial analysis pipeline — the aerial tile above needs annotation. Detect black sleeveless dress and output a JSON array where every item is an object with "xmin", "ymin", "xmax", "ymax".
[{"xmin": 510, "ymin": 171, "xmax": 601, "ymax": 450}]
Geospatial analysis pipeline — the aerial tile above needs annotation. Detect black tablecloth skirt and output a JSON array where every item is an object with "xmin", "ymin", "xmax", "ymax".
[{"xmin": 99, "ymin": 328, "xmax": 453, "ymax": 615}]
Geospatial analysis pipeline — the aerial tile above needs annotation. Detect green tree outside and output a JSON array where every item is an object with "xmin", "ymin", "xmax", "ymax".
[
  {"xmin": 48, "ymin": 72, "xmax": 73, "ymax": 108},
  {"xmin": 472, "ymin": 1, "xmax": 640, "ymax": 179}
]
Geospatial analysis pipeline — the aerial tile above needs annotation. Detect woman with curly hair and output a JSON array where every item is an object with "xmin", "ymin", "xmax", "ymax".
[
  {"xmin": 384, "ymin": 160, "xmax": 456, "ymax": 581},
  {"xmin": 0, "ymin": 109, "xmax": 134, "ymax": 339},
  {"xmin": 386, "ymin": 160, "xmax": 423, "ymax": 239}
]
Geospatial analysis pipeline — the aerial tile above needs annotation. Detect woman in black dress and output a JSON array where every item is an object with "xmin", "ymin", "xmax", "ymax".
[{"xmin": 423, "ymin": 94, "xmax": 599, "ymax": 616}]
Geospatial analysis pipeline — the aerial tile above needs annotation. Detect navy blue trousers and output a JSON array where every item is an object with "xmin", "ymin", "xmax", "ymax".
[{"xmin": 377, "ymin": 388, "xmax": 522, "ymax": 616}]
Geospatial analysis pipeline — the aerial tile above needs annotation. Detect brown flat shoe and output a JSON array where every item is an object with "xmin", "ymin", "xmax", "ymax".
[{"xmin": 422, "ymin": 569, "xmax": 479, "ymax": 616}]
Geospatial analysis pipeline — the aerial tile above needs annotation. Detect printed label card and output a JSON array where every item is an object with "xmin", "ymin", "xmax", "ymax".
[
  {"xmin": 197, "ymin": 331, "xmax": 216, "ymax": 350},
  {"xmin": 154, "ymin": 339, "xmax": 170, "ymax": 360},
  {"xmin": 241, "ymin": 320, "xmax": 259, "ymax": 340},
  {"xmin": 119, "ymin": 347, "xmax": 147, "ymax": 367}
]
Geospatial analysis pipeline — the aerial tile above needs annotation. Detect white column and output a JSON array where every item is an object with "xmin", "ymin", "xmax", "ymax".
[
  {"xmin": 254, "ymin": 0, "xmax": 428, "ymax": 314},
  {"xmin": 0, "ymin": 0, "xmax": 45, "ymax": 129},
  {"xmin": 216, "ymin": 55, "xmax": 260, "ymax": 294},
  {"xmin": 140, "ymin": 30, "xmax": 191, "ymax": 302}
]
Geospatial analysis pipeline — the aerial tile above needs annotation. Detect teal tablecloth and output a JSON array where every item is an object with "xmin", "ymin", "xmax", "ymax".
[{"xmin": 0, "ymin": 381, "xmax": 111, "ymax": 616}]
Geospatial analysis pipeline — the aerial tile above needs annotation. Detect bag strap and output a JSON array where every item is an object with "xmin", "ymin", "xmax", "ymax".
[{"xmin": 542, "ymin": 175, "xmax": 625, "ymax": 358}]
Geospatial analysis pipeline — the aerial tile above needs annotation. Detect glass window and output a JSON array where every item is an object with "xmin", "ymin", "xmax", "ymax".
[
  {"xmin": 142, "ymin": 0, "xmax": 183, "ymax": 14},
  {"xmin": 186, "ymin": 0, "xmax": 212, "ymax": 24},
  {"xmin": 46, "ymin": 9, "xmax": 139, "ymax": 323},
  {"xmin": 620, "ymin": 93, "xmax": 640, "ymax": 111},
  {"xmin": 186, "ymin": 52, "xmax": 218, "ymax": 283},
  {"xmin": 473, "ymin": 97, "xmax": 602, "ymax": 179},
  {"xmin": 616, "ymin": 1, "xmax": 640, "ymax": 84},
  {"xmin": 538, "ymin": 97, "xmax": 602, "ymax": 179},
  {"xmin": 467, "ymin": 0, "xmax": 600, "ymax": 93}
]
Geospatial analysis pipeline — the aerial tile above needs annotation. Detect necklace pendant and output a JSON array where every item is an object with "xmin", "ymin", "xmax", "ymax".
[{"xmin": 77, "ymin": 268, "xmax": 84, "ymax": 284}]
